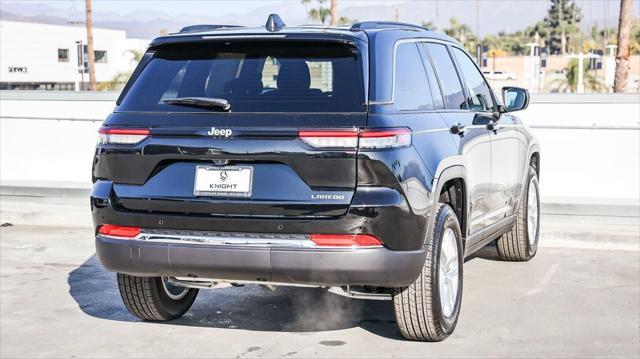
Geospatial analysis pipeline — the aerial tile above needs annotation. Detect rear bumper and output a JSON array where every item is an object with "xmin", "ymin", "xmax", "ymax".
[
  {"xmin": 91, "ymin": 181, "xmax": 433, "ymax": 251},
  {"xmin": 95, "ymin": 234, "xmax": 426, "ymax": 287}
]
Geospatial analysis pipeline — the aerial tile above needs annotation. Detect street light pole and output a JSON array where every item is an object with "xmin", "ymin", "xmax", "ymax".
[
  {"xmin": 75, "ymin": 40, "xmax": 84, "ymax": 91},
  {"xmin": 525, "ymin": 43, "xmax": 540, "ymax": 92},
  {"xmin": 85, "ymin": 0, "xmax": 97, "ymax": 91}
]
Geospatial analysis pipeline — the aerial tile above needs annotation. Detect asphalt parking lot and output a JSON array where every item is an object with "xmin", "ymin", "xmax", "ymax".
[{"xmin": 1, "ymin": 225, "xmax": 638, "ymax": 358}]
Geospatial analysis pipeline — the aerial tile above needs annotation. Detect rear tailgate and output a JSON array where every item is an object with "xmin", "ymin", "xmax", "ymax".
[
  {"xmin": 94, "ymin": 39, "xmax": 367, "ymax": 218},
  {"xmin": 96, "ymin": 114, "xmax": 364, "ymax": 217}
]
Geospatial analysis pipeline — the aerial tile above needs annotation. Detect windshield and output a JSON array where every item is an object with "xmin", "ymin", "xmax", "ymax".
[{"xmin": 117, "ymin": 41, "xmax": 365, "ymax": 113}]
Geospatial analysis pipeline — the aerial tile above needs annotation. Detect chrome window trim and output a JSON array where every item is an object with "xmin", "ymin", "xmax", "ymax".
[{"xmin": 369, "ymin": 38, "xmax": 465, "ymax": 105}]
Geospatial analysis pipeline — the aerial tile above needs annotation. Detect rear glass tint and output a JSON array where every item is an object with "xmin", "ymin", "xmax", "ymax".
[{"xmin": 117, "ymin": 41, "xmax": 365, "ymax": 113}]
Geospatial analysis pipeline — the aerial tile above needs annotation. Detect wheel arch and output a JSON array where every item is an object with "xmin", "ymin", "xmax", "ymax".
[
  {"xmin": 525, "ymin": 141, "xmax": 541, "ymax": 177},
  {"xmin": 431, "ymin": 165, "xmax": 469, "ymax": 240},
  {"xmin": 529, "ymin": 150, "xmax": 540, "ymax": 178},
  {"xmin": 514, "ymin": 143, "xmax": 541, "ymax": 213}
]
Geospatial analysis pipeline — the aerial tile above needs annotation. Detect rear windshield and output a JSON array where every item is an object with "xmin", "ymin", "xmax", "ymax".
[{"xmin": 117, "ymin": 41, "xmax": 365, "ymax": 113}]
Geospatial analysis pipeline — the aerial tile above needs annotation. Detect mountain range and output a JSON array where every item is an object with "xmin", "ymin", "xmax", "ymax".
[{"xmin": 0, "ymin": 0, "xmax": 634, "ymax": 39}]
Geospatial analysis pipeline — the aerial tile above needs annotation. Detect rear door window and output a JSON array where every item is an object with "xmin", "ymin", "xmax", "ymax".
[
  {"xmin": 118, "ymin": 41, "xmax": 365, "ymax": 113},
  {"xmin": 393, "ymin": 42, "xmax": 436, "ymax": 111},
  {"xmin": 418, "ymin": 44, "xmax": 445, "ymax": 109},
  {"xmin": 451, "ymin": 47, "xmax": 495, "ymax": 112},
  {"xmin": 424, "ymin": 43, "xmax": 467, "ymax": 110}
]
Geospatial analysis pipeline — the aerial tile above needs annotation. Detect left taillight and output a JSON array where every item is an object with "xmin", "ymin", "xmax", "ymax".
[
  {"xmin": 359, "ymin": 128, "xmax": 411, "ymax": 149},
  {"xmin": 98, "ymin": 224, "xmax": 141, "ymax": 238},
  {"xmin": 98, "ymin": 128, "xmax": 149, "ymax": 145}
]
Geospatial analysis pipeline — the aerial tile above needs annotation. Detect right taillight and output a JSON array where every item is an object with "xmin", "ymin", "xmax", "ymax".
[
  {"xmin": 358, "ymin": 128, "xmax": 412, "ymax": 149},
  {"xmin": 309, "ymin": 234, "xmax": 383, "ymax": 247},
  {"xmin": 298, "ymin": 129, "xmax": 359, "ymax": 149},
  {"xmin": 98, "ymin": 128, "xmax": 149, "ymax": 145},
  {"xmin": 298, "ymin": 128, "xmax": 411, "ymax": 150}
]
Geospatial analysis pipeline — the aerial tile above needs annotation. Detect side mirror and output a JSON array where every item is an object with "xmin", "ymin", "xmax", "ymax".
[{"xmin": 501, "ymin": 86, "xmax": 530, "ymax": 112}]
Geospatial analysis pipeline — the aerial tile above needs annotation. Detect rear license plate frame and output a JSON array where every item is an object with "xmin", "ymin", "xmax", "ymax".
[{"xmin": 193, "ymin": 165, "xmax": 253, "ymax": 198}]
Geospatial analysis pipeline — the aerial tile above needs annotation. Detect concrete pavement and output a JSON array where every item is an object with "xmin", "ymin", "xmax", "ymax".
[{"xmin": 1, "ymin": 225, "xmax": 638, "ymax": 358}]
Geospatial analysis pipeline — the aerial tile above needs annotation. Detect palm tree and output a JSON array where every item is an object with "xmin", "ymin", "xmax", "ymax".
[
  {"xmin": 338, "ymin": 16, "xmax": 354, "ymax": 25},
  {"xmin": 421, "ymin": 21, "xmax": 437, "ymax": 31},
  {"xmin": 98, "ymin": 49, "xmax": 144, "ymax": 91},
  {"xmin": 614, "ymin": 0, "xmax": 632, "ymax": 92},
  {"xmin": 98, "ymin": 72, "xmax": 130, "ymax": 91},
  {"xmin": 301, "ymin": 0, "xmax": 332, "ymax": 25},
  {"xmin": 309, "ymin": 7, "xmax": 331, "ymax": 24},
  {"xmin": 551, "ymin": 59, "xmax": 606, "ymax": 93},
  {"xmin": 630, "ymin": 19, "xmax": 640, "ymax": 54},
  {"xmin": 330, "ymin": 0, "xmax": 338, "ymax": 26},
  {"xmin": 444, "ymin": 18, "xmax": 477, "ymax": 53},
  {"xmin": 125, "ymin": 49, "xmax": 144, "ymax": 64}
]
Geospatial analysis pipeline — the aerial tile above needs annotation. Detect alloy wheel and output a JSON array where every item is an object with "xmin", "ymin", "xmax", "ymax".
[{"xmin": 438, "ymin": 228, "xmax": 459, "ymax": 318}]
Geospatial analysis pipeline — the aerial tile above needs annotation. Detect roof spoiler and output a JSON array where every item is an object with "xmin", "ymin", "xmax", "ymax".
[{"xmin": 178, "ymin": 24, "xmax": 244, "ymax": 34}]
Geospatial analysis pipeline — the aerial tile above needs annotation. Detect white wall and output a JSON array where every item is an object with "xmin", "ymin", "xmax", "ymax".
[
  {"xmin": 517, "ymin": 95, "xmax": 640, "ymax": 204},
  {"xmin": 0, "ymin": 92, "xmax": 110, "ymax": 186},
  {"xmin": 0, "ymin": 21, "xmax": 149, "ymax": 84},
  {"xmin": 0, "ymin": 92, "xmax": 638, "ymax": 205}
]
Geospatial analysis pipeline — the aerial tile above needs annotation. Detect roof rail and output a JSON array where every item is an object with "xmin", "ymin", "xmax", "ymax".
[
  {"xmin": 350, "ymin": 21, "xmax": 429, "ymax": 31},
  {"xmin": 178, "ymin": 24, "xmax": 243, "ymax": 34}
]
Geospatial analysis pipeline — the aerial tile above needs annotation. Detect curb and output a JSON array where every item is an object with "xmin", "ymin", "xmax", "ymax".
[{"xmin": 0, "ymin": 197, "xmax": 92, "ymax": 227}]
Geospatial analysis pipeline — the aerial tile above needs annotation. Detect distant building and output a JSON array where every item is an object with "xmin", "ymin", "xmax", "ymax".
[{"xmin": 0, "ymin": 20, "xmax": 149, "ymax": 91}]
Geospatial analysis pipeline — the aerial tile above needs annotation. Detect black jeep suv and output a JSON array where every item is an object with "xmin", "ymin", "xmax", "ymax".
[{"xmin": 92, "ymin": 15, "xmax": 540, "ymax": 341}]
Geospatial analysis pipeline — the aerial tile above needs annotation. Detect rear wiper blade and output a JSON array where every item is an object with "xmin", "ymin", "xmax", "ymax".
[{"xmin": 162, "ymin": 97, "xmax": 231, "ymax": 111}]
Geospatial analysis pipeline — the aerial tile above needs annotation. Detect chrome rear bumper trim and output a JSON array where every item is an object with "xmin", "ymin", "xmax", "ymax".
[
  {"xmin": 137, "ymin": 233, "xmax": 317, "ymax": 248},
  {"xmin": 97, "ymin": 230, "xmax": 382, "ymax": 249}
]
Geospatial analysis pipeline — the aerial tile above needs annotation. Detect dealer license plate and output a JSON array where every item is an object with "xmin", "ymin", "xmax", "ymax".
[{"xmin": 194, "ymin": 166, "xmax": 253, "ymax": 197}]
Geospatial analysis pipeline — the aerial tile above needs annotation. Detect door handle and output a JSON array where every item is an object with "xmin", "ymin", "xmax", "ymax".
[
  {"xmin": 487, "ymin": 120, "xmax": 501, "ymax": 132},
  {"xmin": 450, "ymin": 123, "xmax": 466, "ymax": 135}
]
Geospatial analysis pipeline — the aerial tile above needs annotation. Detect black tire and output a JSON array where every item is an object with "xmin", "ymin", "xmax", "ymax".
[
  {"xmin": 496, "ymin": 166, "xmax": 540, "ymax": 261},
  {"xmin": 117, "ymin": 274, "xmax": 198, "ymax": 321},
  {"xmin": 392, "ymin": 203, "xmax": 464, "ymax": 341}
]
